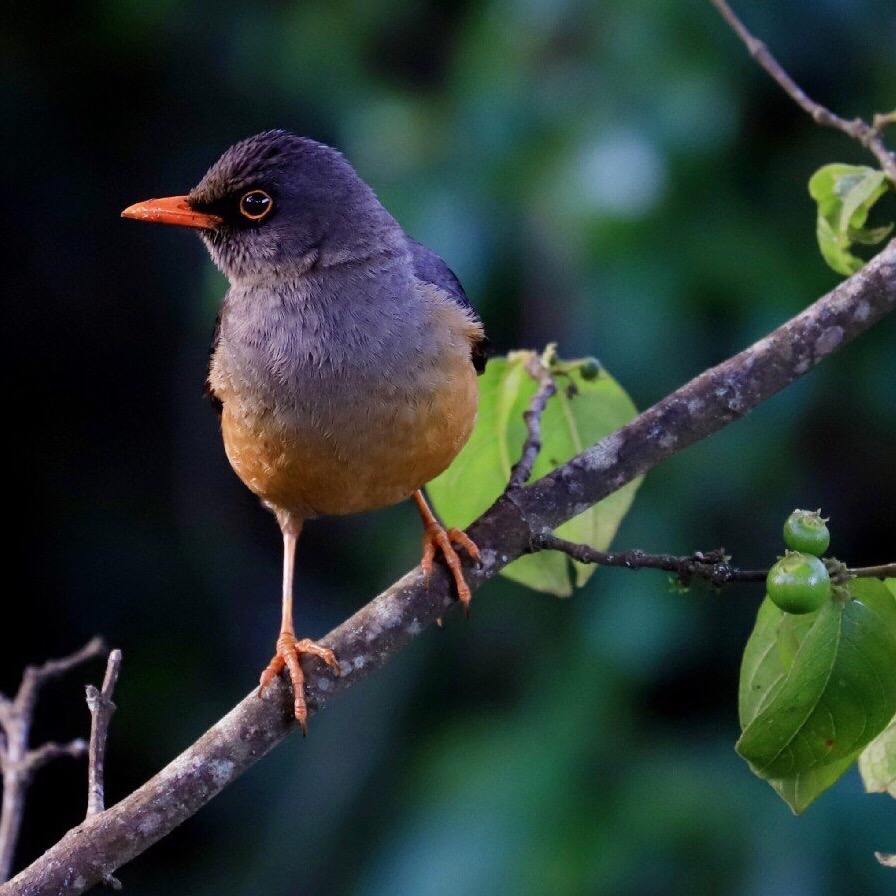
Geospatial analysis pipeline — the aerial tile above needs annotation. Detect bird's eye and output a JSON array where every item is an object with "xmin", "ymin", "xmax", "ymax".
[{"xmin": 239, "ymin": 190, "xmax": 273, "ymax": 221}]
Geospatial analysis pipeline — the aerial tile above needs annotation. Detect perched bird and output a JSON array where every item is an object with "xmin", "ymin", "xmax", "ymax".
[{"xmin": 122, "ymin": 131, "xmax": 487, "ymax": 729}]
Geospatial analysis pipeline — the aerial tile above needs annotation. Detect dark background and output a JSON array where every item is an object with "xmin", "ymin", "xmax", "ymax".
[{"xmin": 2, "ymin": 0, "xmax": 895, "ymax": 893}]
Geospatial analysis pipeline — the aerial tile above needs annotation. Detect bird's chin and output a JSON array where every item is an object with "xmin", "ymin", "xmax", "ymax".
[
  {"xmin": 198, "ymin": 229, "xmax": 242, "ymax": 280},
  {"xmin": 198, "ymin": 227, "xmax": 226, "ymax": 249}
]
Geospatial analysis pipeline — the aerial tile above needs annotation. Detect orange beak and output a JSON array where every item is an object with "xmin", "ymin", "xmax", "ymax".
[{"xmin": 121, "ymin": 195, "xmax": 223, "ymax": 230}]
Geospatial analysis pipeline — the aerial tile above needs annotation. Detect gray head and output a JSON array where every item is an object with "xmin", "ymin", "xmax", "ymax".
[{"xmin": 123, "ymin": 130, "xmax": 403, "ymax": 283}]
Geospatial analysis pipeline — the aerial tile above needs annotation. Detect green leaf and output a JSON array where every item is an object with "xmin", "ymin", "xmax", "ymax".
[
  {"xmin": 859, "ymin": 713, "xmax": 896, "ymax": 798},
  {"xmin": 808, "ymin": 164, "xmax": 893, "ymax": 275},
  {"xmin": 736, "ymin": 580, "xmax": 896, "ymax": 813},
  {"xmin": 854, "ymin": 577, "xmax": 896, "ymax": 638},
  {"xmin": 738, "ymin": 597, "xmax": 789, "ymax": 729},
  {"xmin": 427, "ymin": 350, "xmax": 641, "ymax": 596},
  {"xmin": 856, "ymin": 579, "xmax": 896, "ymax": 796},
  {"xmin": 849, "ymin": 223, "xmax": 895, "ymax": 245},
  {"xmin": 767, "ymin": 754, "xmax": 858, "ymax": 814}
]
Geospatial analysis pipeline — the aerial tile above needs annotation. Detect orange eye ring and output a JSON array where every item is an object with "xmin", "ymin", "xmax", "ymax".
[{"xmin": 239, "ymin": 190, "xmax": 273, "ymax": 221}]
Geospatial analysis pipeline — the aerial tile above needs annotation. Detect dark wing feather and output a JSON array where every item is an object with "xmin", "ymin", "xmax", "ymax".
[
  {"xmin": 406, "ymin": 238, "xmax": 489, "ymax": 373},
  {"xmin": 203, "ymin": 311, "xmax": 223, "ymax": 415}
]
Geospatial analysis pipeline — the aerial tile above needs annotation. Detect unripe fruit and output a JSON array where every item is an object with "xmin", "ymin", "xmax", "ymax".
[
  {"xmin": 579, "ymin": 357, "xmax": 601, "ymax": 381},
  {"xmin": 782, "ymin": 509, "xmax": 830, "ymax": 556},
  {"xmin": 766, "ymin": 552, "xmax": 831, "ymax": 614}
]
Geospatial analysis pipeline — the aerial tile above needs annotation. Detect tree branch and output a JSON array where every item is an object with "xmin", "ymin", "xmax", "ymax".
[
  {"xmin": 851, "ymin": 563, "xmax": 896, "ymax": 580},
  {"xmin": 532, "ymin": 533, "xmax": 896, "ymax": 589},
  {"xmin": 506, "ymin": 352, "xmax": 557, "ymax": 490},
  {"xmin": 710, "ymin": 0, "xmax": 896, "ymax": 185},
  {"xmin": 874, "ymin": 112, "xmax": 896, "ymax": 133},
  {"xmin": 532, "ymin": 533, "xmax": 766, "ymax": 586},
  {"xmin": 0, "ymin": 638, "xmax": 106, "ymax": 884},
  {"xmin": 4, "ymin": 242, "xmax": 896, "ymax": 895},
  {"xmin": 85, "ymin": 650, "xmax": 121, "ymax": 820},
  {"xmin": 22, "ymin": 743, "xmax": 88, "ymax": 777}
]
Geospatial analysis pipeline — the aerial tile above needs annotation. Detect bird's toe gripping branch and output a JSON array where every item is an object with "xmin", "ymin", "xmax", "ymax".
[
  {"xmin": 420, "ymin": 522, "xmax": 482, "ymax": 615},
  {"xmin": 412, "ymin": 489, "xmax": 481, "ymax": 615},
  {"xmin": 259, "ymin": 632, "xmax": 340, "ymax": 733}
]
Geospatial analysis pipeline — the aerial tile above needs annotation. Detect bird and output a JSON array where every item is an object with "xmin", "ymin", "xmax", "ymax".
[{"xmin": 122, "ymin": 130, "xmax": 487, "ymax": 730}]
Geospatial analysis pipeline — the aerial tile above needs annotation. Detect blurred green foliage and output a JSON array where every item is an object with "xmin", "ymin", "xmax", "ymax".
[{"xmin": 2, "ymin": 0, "xmax": 895, "ymax": 893}]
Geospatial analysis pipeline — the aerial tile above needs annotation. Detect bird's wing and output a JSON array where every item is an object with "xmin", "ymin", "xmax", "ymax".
[
  {"xmin": 203, "ymin": 310, "xmax": 224, "ymax": 415},
  {"xmin": 406, "ymin": 238, "xmax": 489, "ymax": 374}
]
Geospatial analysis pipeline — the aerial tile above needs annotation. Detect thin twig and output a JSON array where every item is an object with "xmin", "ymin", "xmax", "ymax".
[
  {"xmin": 85, "ymin": 651, "xmax": 125, "ymax": 891},
  {"xmin": 532, "ymin": 533, "xmax": 896, "ymax": 589},
  {"xmin": 850, "ymin": 563, "xmax": 896, "ymax": 580},
  {"xmin": 86, "ymin": 650, "xmax": 122, "ymax": 819},
  {"xmin": 507, "ymin": 352, "xmax": 557, "ymax": 490},
  {"xmin": 532, "ymin": 533, "xmax": 765, "ymax": 586},
  {"xmin": 23, "ymin": 742, "xmax": 88, "ymax": 775},
  {"xmin": 0, "ymin": 638, "xmax": 106, "ymax": 883},
  {"xmin": 710, "ymin": 0, "xmax": 896, "ymax": 185},
  {"xmin": 4, "ymin": 242, "xmax": 896, "ymax": 895}
]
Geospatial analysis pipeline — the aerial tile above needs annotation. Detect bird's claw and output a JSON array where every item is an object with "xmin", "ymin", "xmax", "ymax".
[
  {"xmin": 259, "ymin": 631, "xmax": 340, "ymax": 733},
  {"xmin": 421, "ymin": 523, "xmax": 481, "ymax": 616}
]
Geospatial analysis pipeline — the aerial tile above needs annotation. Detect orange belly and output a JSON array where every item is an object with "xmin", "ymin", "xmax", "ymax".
[{"xmin": 220, "ymin": 355, "xmax": 479, "ymax": 519}]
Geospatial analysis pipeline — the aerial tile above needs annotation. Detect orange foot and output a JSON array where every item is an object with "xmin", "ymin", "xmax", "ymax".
[
  {"xmin": 259, "ymin": 631, "xmax": 340, "ymax": 733},
  {"xmin": 421, "ymin": 522, "xmax": 482, "ymax": 616}
]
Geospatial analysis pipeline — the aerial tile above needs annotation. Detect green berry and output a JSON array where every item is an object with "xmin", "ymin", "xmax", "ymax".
[
  {"xmin": 766, "ymin": 552, "xmax": 831, "ymax": 614},
  {"xmin": 782, "ymin": 509, "xmax": 830, "ymax": 556},
  {"xmin": 579, "ymin": 357, "xmax": 601, "ymax": 381}
]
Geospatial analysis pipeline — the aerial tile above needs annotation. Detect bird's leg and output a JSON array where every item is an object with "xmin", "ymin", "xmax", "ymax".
[
  {"xmin": 258, "ymin": 513, "xmax": 340, "ymax": 732},
  {"xmin": 412, "ymin": 490, "xmax": 481, "ymax": 616}
]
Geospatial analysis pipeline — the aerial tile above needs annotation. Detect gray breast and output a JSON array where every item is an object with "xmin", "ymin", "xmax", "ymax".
[{"xmin": 208, "ymin": 259, "xmax": 442, "ymax": 434}]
